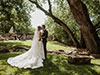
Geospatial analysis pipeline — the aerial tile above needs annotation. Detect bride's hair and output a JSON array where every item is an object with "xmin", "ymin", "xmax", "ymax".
[{"xmin": 38, "ymin": 26, "xmax": 41, "ymax": 31}]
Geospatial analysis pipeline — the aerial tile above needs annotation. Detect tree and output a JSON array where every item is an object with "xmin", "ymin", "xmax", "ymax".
[
  {"xmin": 0, "ymin": 0, "xmax": 34, "ymax": 34},
  {"xmin": 29, "ymin": 0, "xmax": 80, "ymax": 48},
  {"xmin": 67, "ymin": 0, "xmax": 100, "ymax": 53},
  {"xmin": 45, "ymin": 2, "xmax": 80, "ymax": 45},
  {"xmin": 48, "ymin": 0, "xmax": 100, "ymax": 48}
]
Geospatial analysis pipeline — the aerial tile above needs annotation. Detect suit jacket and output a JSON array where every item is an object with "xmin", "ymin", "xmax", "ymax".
[{"xmin": 42, "ymin": 29, "xmax": 48, "ymax": 41}]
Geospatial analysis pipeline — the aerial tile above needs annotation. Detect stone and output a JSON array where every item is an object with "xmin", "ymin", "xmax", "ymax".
[
  {"xmin": 59, "ymin": 50, "xmax": 64, "ymax": 52},
  {"xmin": 68, "ymin": 55, "xmax": 91, "ymax": 64}
]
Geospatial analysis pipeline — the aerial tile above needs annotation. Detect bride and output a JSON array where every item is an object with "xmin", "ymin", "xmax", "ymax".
[{"xmin": 7, "ymin": 26, "xmax": 45, "ymax": 69}]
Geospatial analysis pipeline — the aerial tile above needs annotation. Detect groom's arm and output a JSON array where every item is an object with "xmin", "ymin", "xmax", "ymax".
[
  {"xmin": 45, "ymin": 30, "xmax": 48, "ymax": 38},
  {"xmin": 42, "ymin": 30, "xmax": 48, "ymax": 39}
]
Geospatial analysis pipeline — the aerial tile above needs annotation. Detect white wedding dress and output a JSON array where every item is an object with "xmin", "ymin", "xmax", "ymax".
[{"xmin": 7, "ymin": 28, "xmax": 45, "ymax": 69}]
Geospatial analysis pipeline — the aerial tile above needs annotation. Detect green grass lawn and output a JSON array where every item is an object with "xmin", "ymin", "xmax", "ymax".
[
  {"xmin": 0, "ymin": 52, "xmax": 100, "ymax": 75},
  {"xmin": 0, "ymin": 40, "xmax": 100, "ymax": 75},
  {"xmin": 0, "ymin": 40, "xmax": 72, "ymax": 51}
]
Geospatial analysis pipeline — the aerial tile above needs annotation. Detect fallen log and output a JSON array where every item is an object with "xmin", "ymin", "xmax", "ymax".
[{"xmin": 0, "ymin": 46, "xmax": 30, "ymax": 53}]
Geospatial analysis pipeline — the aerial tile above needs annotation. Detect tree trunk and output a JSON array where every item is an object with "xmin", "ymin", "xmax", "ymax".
[
  {"xmin": 67, "ymin": 0, "xmax": 100, "ymax": 53},
  {"xmin": 80, "ymin": 30, "xmax": 86, "ymax": 48}
]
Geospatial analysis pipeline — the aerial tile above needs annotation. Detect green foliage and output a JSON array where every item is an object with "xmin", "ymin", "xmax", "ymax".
[
  {"xmin": 82, "ymin": 0, "xmax": 100, "ymax": 25},
  {"xmin": 0, "ymin": 0, "xmax": 34, "ymax": 34}
]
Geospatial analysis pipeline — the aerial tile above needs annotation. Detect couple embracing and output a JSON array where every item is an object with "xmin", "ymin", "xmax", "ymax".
[{"xmin": 7, "ymin": 25, "xmax": 48, "ymax": 69}]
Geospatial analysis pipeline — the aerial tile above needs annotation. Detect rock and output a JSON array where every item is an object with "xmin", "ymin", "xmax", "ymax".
[
  {"xmin": 54, "ymin": 51, "xmax": 61, "ymax": 54},
  {"xmin": 65, "ymin": 50, "xmax": 73, "ymax": 55},
  {"xmin": 47, "ymin": 50, "xmax": 53, "ymax": 53},
  {"xmin": 0, "ymin": 48, "xmax": 9, "ymax": 53},
  {"xmin": 19, "ymin": 49, "xmax": 26, "ymax": 52},
  {"xmin": 78, "ymin": 51, "xmax": 89, "ymax": 55},
  {"xmin": 68, "ymin": 55, "xmax": 91, "ymax": 64},
  {"xmin": 0, "ymin": 46, "xmax": 10, "ymax": 53},
  {"xmin": 66, "ymin": 49, "xmax": 92, "ymax": 64},
  {"xmin": 59, "ymin": 50, "xmax": 64, "ymax": 52}
]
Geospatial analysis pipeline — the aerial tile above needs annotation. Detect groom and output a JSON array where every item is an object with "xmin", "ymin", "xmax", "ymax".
[{"xmin": 41, "ymin": 25, "xmax": 48, "ymax": 59}]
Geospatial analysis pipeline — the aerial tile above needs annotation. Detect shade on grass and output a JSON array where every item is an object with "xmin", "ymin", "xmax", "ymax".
[{"xmin": 0, "ymin": 52, "xmax": 100, "ymax": 75}]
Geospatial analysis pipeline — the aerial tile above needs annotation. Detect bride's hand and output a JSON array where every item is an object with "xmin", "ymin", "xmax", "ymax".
[{"xmin": 38, "ymin": 39, "xmax": 41, "ymax": 41}]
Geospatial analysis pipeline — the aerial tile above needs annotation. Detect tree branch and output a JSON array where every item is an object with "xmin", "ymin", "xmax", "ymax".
[
  {"xmin": 47, "ymin": 0, "xmax": 52, "ymax": 14},
  {"xmin": 29, "ymin": 0, "xmax": 50, "ymax": 16}
]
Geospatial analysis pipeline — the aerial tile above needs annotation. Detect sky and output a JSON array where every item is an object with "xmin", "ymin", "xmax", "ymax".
[
  {"xmin": 30, "ymin": 9, "xmax": 47, "ymax": 28},
  {"xmin": 30, "ymin": 3, "xmax": 49, "ymax": 29}
]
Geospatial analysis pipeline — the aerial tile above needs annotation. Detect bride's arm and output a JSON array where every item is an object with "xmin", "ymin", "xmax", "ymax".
[{"xmin": 39, "ymin": 32, "xmax": 42, "ymax": 41}]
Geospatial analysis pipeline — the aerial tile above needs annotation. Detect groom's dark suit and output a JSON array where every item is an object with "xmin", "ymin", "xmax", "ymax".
[{"xmin": 42, "ymin": 29, "xmax": 48, "ymax": 59}]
